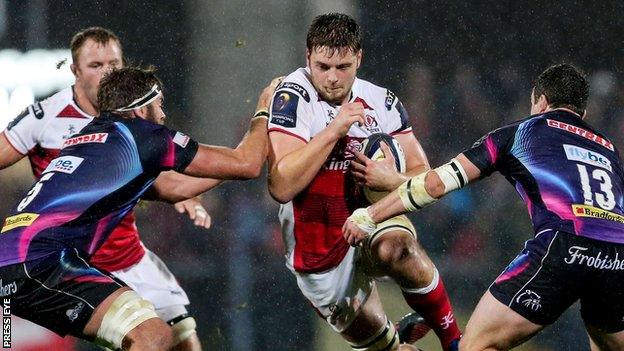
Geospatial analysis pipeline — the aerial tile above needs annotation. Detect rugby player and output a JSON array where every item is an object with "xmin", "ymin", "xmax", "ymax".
[
  {"xmin": 344, "ymin": 64, "xmax": 624, "ymax": 350},
  {"xmin": 0, "ymin": 27, "xmax": 210, "ymax": 350},
  {"xmin": 0, "ymin": 66, "xmax": 278, "ymax": 350},
  {"xmin": 268, "ymin": 13, "xmax": 461, "ymax": 351}
]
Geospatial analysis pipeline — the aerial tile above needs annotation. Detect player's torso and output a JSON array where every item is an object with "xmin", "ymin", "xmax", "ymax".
[
  {"xmin": 506, "ymin": 111, "xmax": 624, "ymax": 243},
  {"xmin": 0, "ymin": 116, "xmax": 153, "ymax": 266},
  {"xmin": 276, "ymin": 68, "xmax": 410, "ymax": 272}
]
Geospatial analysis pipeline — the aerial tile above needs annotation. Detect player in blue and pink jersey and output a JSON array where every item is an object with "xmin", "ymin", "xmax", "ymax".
[
  {"xmin": 344, "ymin": 64, "xmax": 624, "ymax": 350},
  {"xmin": 0, "ymin": 67, "xmax": 279, "ymax": 350}
]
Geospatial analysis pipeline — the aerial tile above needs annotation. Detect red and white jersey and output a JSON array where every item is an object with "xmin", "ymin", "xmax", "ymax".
[
  {"xmin": 269, "ymin": 68, "xmax": 412, "ymax": 273},
  {"xmin": 3, "ymin": 86, "xmax": 145, "ymax": 272}
]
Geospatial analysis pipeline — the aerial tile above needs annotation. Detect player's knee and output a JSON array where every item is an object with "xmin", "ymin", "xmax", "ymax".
[
  {"xmin": 349, "ymin": 320, "xmax": 399, "ymax": 351},
  {"xmin": 373, "ymin": 233, "xmax": 416, "ymax": 268},
  {"xmin": 124, "ymin": 322, "xmax": 173, "ymax": 351},
  {"xmin": 96, "ymin": 290, "xmax": 172, "ymax": 351},
  {"xmin": 168, "ymin": 315, "xmax": 198, "ymax": 347}
]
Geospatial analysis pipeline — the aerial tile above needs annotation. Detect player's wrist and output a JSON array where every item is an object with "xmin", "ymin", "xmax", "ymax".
[
  {"xmin": 349, "ymin": 207, "xmax": 377, "ymax": 235},
  {"xmin": 253, "ymin": 109, "xmax": 269, "ymax": 120}
]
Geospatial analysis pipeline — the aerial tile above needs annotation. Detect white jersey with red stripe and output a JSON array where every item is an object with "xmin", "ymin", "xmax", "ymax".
[
  {"xmin": 269, "ymin": 67, "xmax": 412, "ymax": 273},
  {"xmin": 3, "ymin": 86, "xmax": 145, "ymax": 271}
]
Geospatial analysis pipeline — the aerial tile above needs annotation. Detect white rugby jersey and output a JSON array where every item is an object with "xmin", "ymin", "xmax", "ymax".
[
  {"xmin": 3, "ymin": 86, "xmax": 146, "ymax": 271},
  {"xmin": 4, "ymin": 86, "xmax": 93, "ymax": 178},
  {"xmin": 269, "ymin": 67, "xmax": 412, "ymax": 273}
]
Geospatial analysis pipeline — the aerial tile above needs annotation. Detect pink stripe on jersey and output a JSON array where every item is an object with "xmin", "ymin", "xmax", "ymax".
[
  {"xmin": 485, "ymin": 135, "xmax": 498, "ymax": 164},
  {"xmin": 161, "ymin": 137, "xmax": 176, "ymax": 168},
  {"xmin": 19, "ymin": 212, "xmax": 80, "ymax": 262},
  {"xmin": 88, "ymin": 213, "xmax": 115, "ymax": 255}
]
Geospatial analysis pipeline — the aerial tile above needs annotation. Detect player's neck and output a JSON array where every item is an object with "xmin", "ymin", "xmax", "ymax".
[{"xmin": 72, "ymin": 85, "xmax": 98, "ymax": 116}]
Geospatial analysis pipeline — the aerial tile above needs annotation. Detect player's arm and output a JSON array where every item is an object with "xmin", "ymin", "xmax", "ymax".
[
  {"xmin": 344, "ymin": 154, "xmax": 481, "ymax": 245},
  {"xmin": 145, "ymin": 170, "xmax": 222, "ymax": 203},
  {"xmin": 0, "ymin": 133, "xmax": 26, "ymax": 169},
  {"xmin": 182, "ymin": 77, "xmax": 282, "ymax": 179},
  {"xmin": 268, "ymin": 102, "xmax": 365, "ymax": 203}
]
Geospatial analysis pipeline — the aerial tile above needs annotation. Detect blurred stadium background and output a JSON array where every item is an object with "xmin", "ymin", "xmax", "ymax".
[{"xmin": 1, "ymin": 1, "xmax": 624, "ymax": 350}]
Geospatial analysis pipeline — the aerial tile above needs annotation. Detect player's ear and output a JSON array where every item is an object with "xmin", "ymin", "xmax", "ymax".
[
  {"xmin": 306, "ymin": 49, "xmax": 312, "ymax": 67},
  {"xmin": 70, "ymin": 63, "xmax": 78, "ymax": 78},
  {"xmin": 355, "ymin": 49, "xmax": 362, "ymax": 69},
  {"xmin": 536, "ymin": 94, "xmax": 549, "ymax": 112},
  {"xmin": 133, "ymin": 106, "xmax": 149, "ymax": 119}
]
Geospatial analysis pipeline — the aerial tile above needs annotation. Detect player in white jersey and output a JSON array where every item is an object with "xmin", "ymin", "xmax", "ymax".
[
  {"xmin": 268, "ymin": 13, "xmax": 461, "ymax": 351},
  {"xmin": 0, "ymin": 27, "xmax": 210, "ymax": 350}
]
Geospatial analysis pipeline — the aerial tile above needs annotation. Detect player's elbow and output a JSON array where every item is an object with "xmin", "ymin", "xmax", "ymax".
[
  {"xmin": 238, "ymin": 161, "xmax": 263, "ymax": 180},
  {"xmin": 268, "ymin": 180, "xmax": 294, "ymax": 204}
]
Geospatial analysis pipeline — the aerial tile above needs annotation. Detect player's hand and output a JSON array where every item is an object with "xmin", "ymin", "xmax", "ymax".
[
  {"xmin": 343, "ymin": 208, "xmax": 377, "ymax": 247},
  {"xmin": 329, "ymin": 102, "xmax": 365, "ymax": 137},
  {"xmin": 351, "ymin": 141, "xmax": 405, "ymax": 191},
  {"xmin": 174, "ymin": 197, "xmax": 212, "ymax": 229},
  {"xmin": 256, "ymin": 76, "xmax": 284, "ymax": 113}
]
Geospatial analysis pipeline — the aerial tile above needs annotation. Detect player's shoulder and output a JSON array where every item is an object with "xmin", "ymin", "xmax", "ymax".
[
  {"xmin": 36, "ymin": 86, "xmax": 76, "ymax": 117},
  {"xmin": 353, "ymin": 77, "xmax": 399, "ymax": 111},
  {"xmin": 277, "ymin": 67, "xmax": 316, "ymax": 103}
]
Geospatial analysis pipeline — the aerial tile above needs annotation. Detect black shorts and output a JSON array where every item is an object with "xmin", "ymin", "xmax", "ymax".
[
  {"xmin": 0, "ymin": 248, "xmax": 126, "ymax": 337},
  {"xmin": 490, "ymin": 230, "xmax": 624, "ymax": 332}
]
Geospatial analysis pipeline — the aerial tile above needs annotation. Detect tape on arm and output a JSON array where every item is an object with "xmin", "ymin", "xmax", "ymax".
[{"xmin": 398, "ymin": 158, "xmax": 469, "ymax": 212}]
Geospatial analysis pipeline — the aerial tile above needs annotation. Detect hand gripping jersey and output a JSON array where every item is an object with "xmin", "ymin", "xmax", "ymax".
[
  {"xmin": 0, "ymin": 113, "xmax": 198, "ymax": 267},
  {"xmin": 464, "ymin": 110, "xmax": 624, "ymax": 243},
  {"xmin": 4, "ymin": 87, "xmax": 146, "ymax": 271},
  {"xmin": 269, "ymin": 68, "xmax": 412, "ymax": 273}
]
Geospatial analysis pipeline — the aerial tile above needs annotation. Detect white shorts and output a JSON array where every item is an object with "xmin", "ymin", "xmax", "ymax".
[
  {"xmin": 112, "ymin": 248, "xmax": 190, "ymax": 322},
  {"xmin": 293, "ymin": 215, "xmax": 416, "ymax": 332}
]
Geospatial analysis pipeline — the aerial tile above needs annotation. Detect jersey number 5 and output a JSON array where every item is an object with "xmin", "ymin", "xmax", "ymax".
[
  {"xmin": 17, "ymin": 173, "xmax": 54, "ymax": 212},
  {"xmin": 577, "ymin": 164, "xmax": 615, "ymax": 210}
]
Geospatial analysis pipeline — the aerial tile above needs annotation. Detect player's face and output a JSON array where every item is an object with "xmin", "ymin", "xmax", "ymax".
[
  {"xmin": 72, "ymin": 39, "xmax": 123, "ymax": 108},
  {"xmin": 145, "ymin": 96, "xmax": 166, "ymax": 125},
  {"xmin": 307, "ymin": 46, "xmax": 361, "ymax": 105}
]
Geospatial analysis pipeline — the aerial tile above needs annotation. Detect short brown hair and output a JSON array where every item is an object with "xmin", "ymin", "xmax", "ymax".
[
  {"xmin": 306, "ymin": 13, "xmax": 361, "ymax": 56},
  {"xmin": 70, "ymin": 27, "xmax": 122, "ymax": 63},
  {"xmin": 533, "ymin": 63, "xmax": 589, "ymax": 116},
  {"xmin": 98, "ymin": 66, "xmax": 163, "ymax": 113}
]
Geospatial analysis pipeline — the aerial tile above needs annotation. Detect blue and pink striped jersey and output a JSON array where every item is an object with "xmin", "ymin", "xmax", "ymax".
[
  {"xmin": 0, "ymin": 112, "xmax": 198, "ymax": 266},
  {"xmin": 464, "ymin": 110, "xmax": 624, "ymax": 244}
]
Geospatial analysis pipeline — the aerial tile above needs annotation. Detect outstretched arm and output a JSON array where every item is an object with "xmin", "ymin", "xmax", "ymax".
[
  {"xmin": 0, "ymin": 133, "xmax": 26, "ymax": 169},
  {"xmin": 343, "ymin": 153, "xmax": 481, "ymax": 246},
  {"xmin": 182, "ymin": 77, "xmax": 282, "ymax": 180}
]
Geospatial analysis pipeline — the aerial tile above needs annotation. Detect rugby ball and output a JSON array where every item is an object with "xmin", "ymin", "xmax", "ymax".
[{"xmin": 360, "ymin": 133, "xmax": 406, "ymax": 203}]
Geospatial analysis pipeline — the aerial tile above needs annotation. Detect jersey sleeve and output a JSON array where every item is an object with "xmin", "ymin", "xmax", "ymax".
[
  {"xmin": 268, "ymin": 82, "xmax": 313, "ymax": 143},
  {"xmin": 462, "ymin": 123, "xmax": 518, "ymax": 177},
  {"xmin": 3, "ymin": 102, "xmax": 47, "ymax": 154},
  {"xmin": 139, "ymin": 126, "xmax": 199, "ymax": 174},
  {"xmin": 384, "ymin": 90, "xmax": 412, "ymax": 135}
]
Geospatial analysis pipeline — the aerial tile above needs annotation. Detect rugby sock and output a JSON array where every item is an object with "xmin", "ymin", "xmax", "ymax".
[{"xmin": 401, "ymin": 269, "xmax": 461, "ymax": 351}]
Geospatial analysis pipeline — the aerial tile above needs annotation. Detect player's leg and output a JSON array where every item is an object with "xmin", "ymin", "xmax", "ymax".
[
  {"xmin": 579, "ymin": 238, "xmax": 624, "ymax": 351},
  {"xmin": 365, "ymin": 216, "xmax": 461, "ymax": 350},
  {"xmin": 460, "ymin": 291, "xmax": 543, "ymax": 350},
  {"xmin": 341, "ymin": 284, "xmax": 418, "ymax": 351},
  {"xmin": 83, "ymin": 286, "xmax": 172, "ymax": 350},
  {"xmin": 111, "ymin": 249, "xmax": 201, "ymax": 351},
  {"xmin": 585, "ymin": 326, "xmax": 624, "ymax": 351},
  {"xmin": 470, "ymin": 230, "xmax": 580, "ymax": 350},
  {"xmin": 13, "ymin": 248, "xmax": 172, "ymax": 350}
]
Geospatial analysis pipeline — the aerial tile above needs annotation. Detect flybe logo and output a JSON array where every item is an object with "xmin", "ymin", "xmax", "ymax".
[{"xmin": 564, "ymin": 144, "xmax": 612, "ymax": 172}]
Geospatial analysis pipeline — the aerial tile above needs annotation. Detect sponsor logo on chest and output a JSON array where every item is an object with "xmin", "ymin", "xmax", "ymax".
[
  {"xmin": 42, "ymin": 156, "xmax": 84, "ymax": 175},
  {"xmin": 62, "ymin": 133, "xmax": 108, "ymax": 148},
  {"xmin": 1, "ymin": 213, "xmax": 39, "ymax": 233}
]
